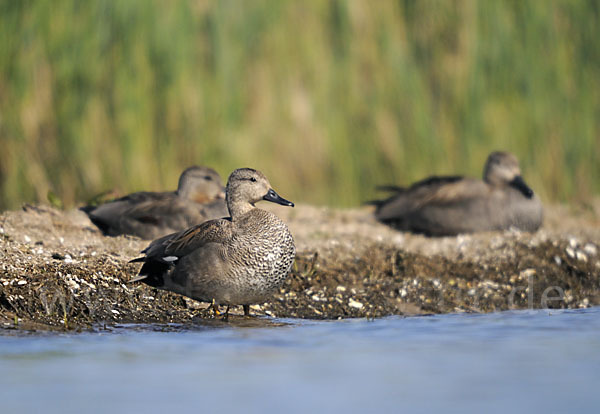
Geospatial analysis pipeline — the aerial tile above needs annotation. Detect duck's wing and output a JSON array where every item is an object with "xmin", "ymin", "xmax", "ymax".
[
  {"xmin": 411, "ymin": 177, "xmax": 485, "ymax": 207},
  {"xmin": 128, "ymin": 218, "xmax": 233, "ymax": 283},
  {"xmin": 120, "ymin": 195, "xmax": 184, "ymax": 225},
  {"xmin": 369, "ymin": 176, "xmax": 462, "ymax": 207},
  {"xmin": 133, "ymin": 218, "xmax": 233, "ymax": 263},
  {"xmin": 84, "ymin": 198, "xmax": 137, "ymax": 234},
  {"xmin": 408, "ymin": 175, "xmax": 464, "ymax": 191},
  {"xmin": 113, "ymin": 194, "xmax": 222, "ymax": 239},
  {"xmin": 114, "ymin": 191, "xmax": 173, "ymax": 204},
  {"xmin": 375, "ymin": 176, "xmax": 486, "ymax": 220},
  {"xmin": 124, "ymin": 195, "xmax": 227, "ymax": 226},
  {"xmin": 83, "ymin": 191, "xmax": 174, "ymax": 235}
]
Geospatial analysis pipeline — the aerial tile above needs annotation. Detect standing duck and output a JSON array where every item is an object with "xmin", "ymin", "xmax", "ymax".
[{"xmin": 129, "ymin": 168, "xmax": 296, "ymax": 317}]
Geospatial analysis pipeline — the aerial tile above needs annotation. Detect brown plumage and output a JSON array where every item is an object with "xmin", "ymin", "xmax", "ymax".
[
  {"xmin": 372, "ymin": 152, "xmax": 543, "ymax": 236},
  {"xmin": 83, "ymin": 166, "xmax": 228, "ymax": 239},
  {"xmin": 129, "ymin": 168, "xmax": 296, "ymax": 315}
]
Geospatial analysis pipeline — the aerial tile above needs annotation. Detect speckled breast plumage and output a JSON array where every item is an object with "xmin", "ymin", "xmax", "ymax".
[{"xmin": 221, "ymin": 209, "xmax": 295, "ymax": 303}]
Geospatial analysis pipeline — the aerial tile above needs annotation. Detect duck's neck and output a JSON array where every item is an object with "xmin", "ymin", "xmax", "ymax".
[
  {"xmin": 176, "ymin": 186, "xmax": 193, "ymax": 200},
  {"xmin": 227, "ymin": 195, "xmax": 255, "ymax": 219},
  {"xmin": 483, "ymin": 172, "xmax": 501, "ymax": 187}
]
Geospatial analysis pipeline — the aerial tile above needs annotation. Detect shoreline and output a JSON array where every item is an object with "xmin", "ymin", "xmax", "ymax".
[{"xmin": 1, "ymin": 202, "xmax": 599, "ymax": 331}]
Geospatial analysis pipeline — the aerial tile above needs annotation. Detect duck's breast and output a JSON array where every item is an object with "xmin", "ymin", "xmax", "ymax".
[{"xmin": 496, "ymin": 188, "xmax": 543, "ymax": 231}]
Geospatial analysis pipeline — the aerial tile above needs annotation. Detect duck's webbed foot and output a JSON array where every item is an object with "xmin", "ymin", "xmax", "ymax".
[{"xmin": 199, "ymin": 299, "xmax": 221, "ymax": 318}]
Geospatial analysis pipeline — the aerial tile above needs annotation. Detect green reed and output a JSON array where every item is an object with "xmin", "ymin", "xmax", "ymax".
[{"xmin": 0, "ymin": 0, "xmax": 598, "ymax": 209}]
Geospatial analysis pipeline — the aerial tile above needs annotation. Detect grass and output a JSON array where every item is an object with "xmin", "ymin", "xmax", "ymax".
[{"xmin": 0, "ymin": 0, "xmax": 599, "ymax": 209}]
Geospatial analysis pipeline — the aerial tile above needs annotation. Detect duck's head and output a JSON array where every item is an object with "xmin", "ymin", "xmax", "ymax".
[
  {"xmin": 226, "ymin": 168, "xmax": 294, "ymax": 215},
  {"xmin": 177, "ymin": 166, "xmax": 226, "ymax": 202},
  {"xmin": 483, "ymin": 151, "xmax": 534, "ymax": 198}
]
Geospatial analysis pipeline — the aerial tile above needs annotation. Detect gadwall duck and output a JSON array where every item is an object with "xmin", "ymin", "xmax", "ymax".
[
  {"xmin": 372, "ymin": 152, "xmax": 543, "ymax": 236},
  {"xmin": 129, "ymin": 168, "xmax": 296, "ymax": 317},
  {"xmin": 83, "ymin": 166, "xmax": 228, "ymax": 239}
]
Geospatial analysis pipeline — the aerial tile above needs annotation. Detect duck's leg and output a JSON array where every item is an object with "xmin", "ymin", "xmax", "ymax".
[
  {"xmin": 212, "ymin": 299, "xmax": 222, "ymax": 317},
  {"xmin": 197, "ymin": 300, "xmax": 219, "ymax": 319},
  {"xmin": 221, "ymin": 305, "xmax": 231, "ymax": 322},
  {"xmin": 243, "ymin": 304, "xmax": 250, "ymax": 316}
]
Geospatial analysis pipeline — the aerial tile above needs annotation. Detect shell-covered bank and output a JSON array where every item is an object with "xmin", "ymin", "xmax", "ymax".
[{"xmin": 1, "ymin": 202, "xmax": 599, "ymax": 331}]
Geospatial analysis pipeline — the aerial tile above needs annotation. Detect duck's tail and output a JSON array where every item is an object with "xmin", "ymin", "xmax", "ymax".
[
  {"xmin": 127, "ymin": 274, "xmax": 148, "ymax": 283},
  {"xmin": 364, "ymin": 185, "xmax": 406, "ymax": 208},
  {"xmin": 128, "ymin": 257, "xmax": 170, "ymax": 288}
]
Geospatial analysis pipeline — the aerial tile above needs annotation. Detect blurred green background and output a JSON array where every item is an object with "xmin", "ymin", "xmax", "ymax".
[{"xmin": 0, "ymin": 0, "xmax": 599, "ymax": 210}]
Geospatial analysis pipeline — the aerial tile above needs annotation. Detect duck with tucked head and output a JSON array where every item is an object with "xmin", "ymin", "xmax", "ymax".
[
  {"xmin": 129, "ymin": 168, "xmax": 296, "ymax": 317},
  {"xmin": 372, "ymin": 151, "xmax": 543, "ymax": 236}
]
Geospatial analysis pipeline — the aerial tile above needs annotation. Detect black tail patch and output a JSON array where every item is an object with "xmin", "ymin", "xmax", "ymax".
[
  {"xmin": 79, "ymin": 205, "xmax": 96, "ymax": 214},
  {"xmin": 133, "ymin": 260, "xmax": 171, "ymax": 288},
  {"xmin": 87, "ymin": 214, "xmax": 111, "ymax": 235}
]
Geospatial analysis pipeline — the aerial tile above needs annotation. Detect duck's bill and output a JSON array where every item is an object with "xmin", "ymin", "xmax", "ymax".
[
  {"xmin": 263, "ymin": 189, "xmax": 294, "ymax": 207},
  {"xmin": 509, "ymin": 175, "xmax": 534, "ymax": 199}
]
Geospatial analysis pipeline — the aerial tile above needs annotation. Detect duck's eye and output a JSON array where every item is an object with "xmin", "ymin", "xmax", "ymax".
[
  {"xmin": 250, "ymin": 177, "xmax": 257, "ymax": 182},
  {"xmin": 204, "ymin": 176, "xmax": 213, "ymax": 181}
]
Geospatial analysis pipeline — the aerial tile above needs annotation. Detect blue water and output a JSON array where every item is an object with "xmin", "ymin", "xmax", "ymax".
[{"xmin": 1, "ymin": 308, "xmax": 599, "ymax": 413}]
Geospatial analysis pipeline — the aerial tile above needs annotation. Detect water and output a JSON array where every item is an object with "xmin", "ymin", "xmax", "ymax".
[{"xmin": 1, "ymin": 308, "xmax": 599, "ymax": 413}]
